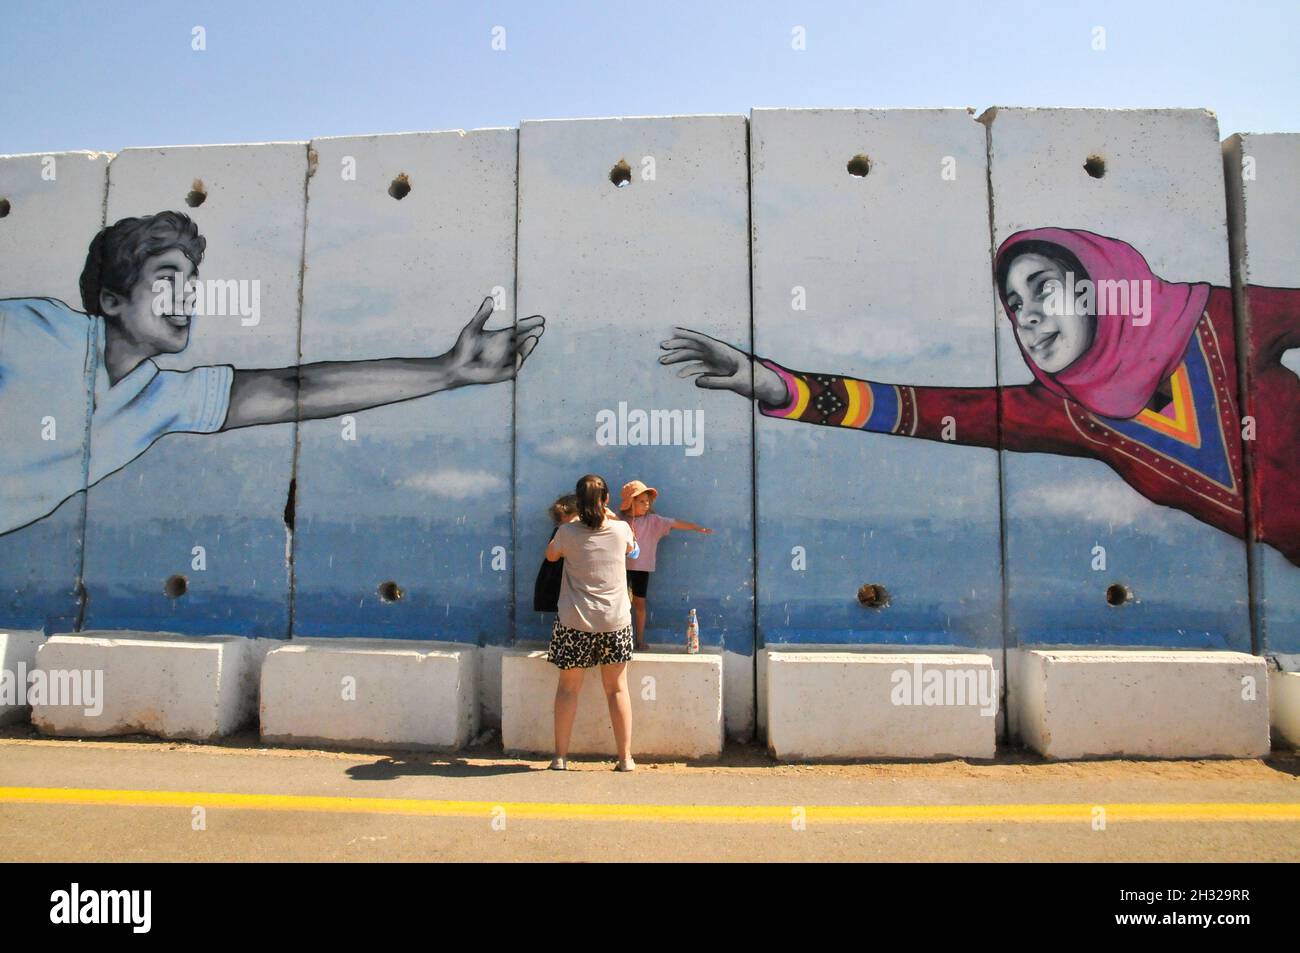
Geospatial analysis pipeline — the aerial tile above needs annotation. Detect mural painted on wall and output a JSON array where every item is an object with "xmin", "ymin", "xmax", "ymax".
[
  {"xmin": 663, "ymin": 227, "xmax": 1300, "ymax": 565},
  {"xmin": 0, "ymin": 210, "xmax": 545, "ymax": 537}
]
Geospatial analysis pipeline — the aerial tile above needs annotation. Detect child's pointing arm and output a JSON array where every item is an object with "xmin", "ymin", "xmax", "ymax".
[{"xmin": 671, "ymin": 519, "xmax": 713, "ymax": 534}]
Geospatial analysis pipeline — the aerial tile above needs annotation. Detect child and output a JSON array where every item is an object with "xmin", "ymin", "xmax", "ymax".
[
  {"xmin": 618, "ymin": 479, "xmax": 712, "ymax": 651},
  {"xmin": 0, "ymin": 210, "xmax": 546, "ymax": 537},
  {"xmin": 549, "ymin": 493, "xmax": 579, "ymax": 527},
  {"xmin": 533, "ymin": 494, "xmax": 578, "ymax": 613}
]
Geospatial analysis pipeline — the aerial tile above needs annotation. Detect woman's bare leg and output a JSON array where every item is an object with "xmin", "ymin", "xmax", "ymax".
[
  {"xmin": 553, "ymin": 668, "xmax": 586, "ymax": 759},
  {"xmin": 599, "ymin": 661, "xmax": 633, "ymax": 763},
  {"xmin": 632, "ymin": 596, "xmax": 648, "ymax": 651}
]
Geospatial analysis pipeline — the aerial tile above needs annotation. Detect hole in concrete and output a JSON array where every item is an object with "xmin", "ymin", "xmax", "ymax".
[
  {"xmin": 1084, "ymin": 155, "xmax": 1106, "ymax": 179},
  {"xmin": 846, "ymin": 154, "xmax": 872, "ymax": 177},
  {"xmin": 164, "ymin": 574, "xmax": 188, "ymax": 599},
  {"xmin": 1105, "ymin": 583, "xmax": 1131, "ymax": 607},
  {"xmin": 378, "ymin": 580, "xmax": 404, "ymax": 603},
  {"xmin": 0, "ymin": 198, "xmax": 10, "ymax": 218},
  {"xmin": 857, "ymin": 583, "xmax": 889, "ymax": 609},
  {"xmin": 388, "ymin": 173, "xmax": 411, "ymax": 200},
  {"xmin": 283, "ymin": 477, "xmax": 296, "ymax": 531},
  {"xmin": 185, "ymin": 179, "xmax": 207, "ymax": 208},
  {"xmin": 609, "ymin": 159, "xmax": 632, "ymax": 188}
]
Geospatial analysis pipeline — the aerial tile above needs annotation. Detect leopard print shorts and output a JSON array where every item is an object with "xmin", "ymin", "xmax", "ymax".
[{"xmin": 547, "ymin": 620, "xmax": 634, "ymax": 670}]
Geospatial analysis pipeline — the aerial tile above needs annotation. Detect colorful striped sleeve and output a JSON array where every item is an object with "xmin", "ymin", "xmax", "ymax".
[
  {"xmin": 757, "ymin": 358, "xmax": 918, "ymax": 435},
  {"xmin": 756, "ymin": 358, "xmax": 1002, "ymax": 448}
]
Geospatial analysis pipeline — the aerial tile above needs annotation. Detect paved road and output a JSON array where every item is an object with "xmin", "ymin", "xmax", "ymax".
[{"xmin": 1, "ymin": 735, "xmax": 1297, "ymax": 861}]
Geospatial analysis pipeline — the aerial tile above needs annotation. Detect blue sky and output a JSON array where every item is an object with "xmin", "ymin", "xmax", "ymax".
[{"xmin": 2, "ymin": 0, "xmax": 1297, "ymax": 155}]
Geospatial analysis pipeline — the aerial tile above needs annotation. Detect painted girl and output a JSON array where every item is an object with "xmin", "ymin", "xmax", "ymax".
[
  {"xmin": 660, "ymin": 227, "xmax": 1300, "ymax": 566},
  {"xmin": 0, "ymin": 211, "xmax": 545, "ymax": 536}
]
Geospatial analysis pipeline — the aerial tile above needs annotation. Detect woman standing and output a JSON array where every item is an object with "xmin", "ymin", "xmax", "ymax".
[{"xmin": 544, "ymin": 474, "xmax": 639, "ymax": 771}]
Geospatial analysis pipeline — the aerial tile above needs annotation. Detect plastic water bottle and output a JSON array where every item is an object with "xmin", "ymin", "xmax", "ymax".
[{"xmin": 686, "ymin": 608, "xmax": 699, "ymax": 654}]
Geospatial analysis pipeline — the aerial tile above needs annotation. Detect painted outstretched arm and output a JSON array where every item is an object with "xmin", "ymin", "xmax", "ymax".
[
  {"xmin": 222, "ymin": 298, "xmax": 544, "ymax": 430},
  {"xmin": 659, "ymin": 327, "xmax": 1093, "ymax": 456},
  {"xmin": 1246, "ymin": 285, "xmax": 1300, "ymax": 359},
  {"xmin": 659, "ymin": 327, "xmax": 1003, "ymax": 449}
]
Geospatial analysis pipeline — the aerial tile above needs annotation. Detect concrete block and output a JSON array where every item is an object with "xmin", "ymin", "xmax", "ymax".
[
  {"xmin": 749, "ymin": 108, "xmax": 1002, "ymax": 653},
  {"xmin": 759, "ymin": 644, "xmax": 1006, "ymax": 741},
  {"xmin": 1270, "ymin": 669, "xmax": 1300, "ymax": 748},
  {"xmin": 1015, "ymin": 649, "xmax": 1269, "ymax": 759},
  {"xmin": 30, "ymin": 631, "xmax": 259, "ymax": 740},
  {"xmin": 0, "ymin": 629, "xmax": 48, "ymax": 724},
  {"xmin": 513, "ymin": 116, "xmax": 755, "ymax": 741},
  {"xmin": 1222, "ymin": 133, "xmax": 1300, "ymax": 655},
  {"xmin": 293, "ymin": 131, "xmax": 516, "ymax": 641},
  {"xmin": 260, "ymin": 638, "xmax": 478, "ymax": 750},
  {"xmin": 0, "ymin": 151, "xmax": 110, "ymax": 632},
  {"xmin": 501, "ymin": 649, "xmax": 723, "ymax": 759},
  {"xmin": 82, "ymin": 143, "xmax": 308, "ymax": 634},
  {"xmin": 985, "ymin": 108, "xmax": 1250, "ymax": 648},
  {"xmin": 766, "ymin": 652, "xmax": 998, "ymax": 760}
]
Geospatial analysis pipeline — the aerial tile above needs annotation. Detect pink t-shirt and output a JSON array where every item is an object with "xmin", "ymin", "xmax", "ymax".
[{"xmin": 624, "ymin": 513, "xmax": 673, "ymax": 571}]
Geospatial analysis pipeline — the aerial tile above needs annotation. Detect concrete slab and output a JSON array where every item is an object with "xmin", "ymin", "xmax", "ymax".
[
  {"xmin": 513, "ymin": 115, "xmax": 755, "ymax": 743},
  {"xmin": 1223, "ymin": 132, "xmax": 1300, "ymax": 655},
  {"xmin": 293, "ymin": 130, "xmax": 516, "ymax": 643},
  {"xmin": 260, "ymin": 638, "xmax": 478, "ymax": 750},
  {"xmin": 750, "ymin": 107, "xmax": 1002, "ymax": 666},
  {"xmin": 1270, "ymin": 669, "xmax": 1300, "ymax": 748},
  {"xmin": 501, "ymin": 649, "xmax": 723, "ymax": 759},
  {"xmin": 0, "ymin": 629, "xmax": 48, "ymax": 724},
  {"xmin": 1014, "ymin": 649, "xmax": 1270, "ymax": 758},
  {"xmin": 765, "ymin": 652, "xmax": 998, "ymax": 761},
  {"xmin": 82, "ymin": 142, "xmax": 308, "ymax": 634},
  {"xmin": 984, "ymin": 108, "xmax": 1249, "ymax": 649},
  {"xmin": 29, "ymin": 631, "xmax": 259, "ymax": 740},
  {"xmin": 0, "ymin": 151, "xmax": 110, "ymax": 632}
]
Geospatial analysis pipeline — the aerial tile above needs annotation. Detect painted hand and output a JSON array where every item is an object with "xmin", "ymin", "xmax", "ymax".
[
  {"xmin": 659, "ymin": 327, "xmax": 787, "ymax": 406},
  {"xmin": 449, "ymin": 297, "xmax": 546, "ymax": 385}
]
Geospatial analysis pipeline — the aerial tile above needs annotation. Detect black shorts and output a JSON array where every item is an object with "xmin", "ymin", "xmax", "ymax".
[{"xmin": 626, "ymin": 569, "xmax": 650, "ymax": 599}]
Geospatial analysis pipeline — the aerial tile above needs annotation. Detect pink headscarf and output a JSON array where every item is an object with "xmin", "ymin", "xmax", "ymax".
[{"xmin": 994, "ymin": 228, "xmax": 1210, "ymax": 419}]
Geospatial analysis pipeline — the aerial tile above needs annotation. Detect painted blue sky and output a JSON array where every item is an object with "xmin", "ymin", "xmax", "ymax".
[{"xmin": 3, "ymin": 0, "xmax": 1298, "ymax": 155}]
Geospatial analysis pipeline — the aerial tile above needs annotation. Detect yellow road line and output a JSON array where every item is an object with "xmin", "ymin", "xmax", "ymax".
[{"xmin": 1, "ymin": 786, "xmax": 1298, "ymax": 824}]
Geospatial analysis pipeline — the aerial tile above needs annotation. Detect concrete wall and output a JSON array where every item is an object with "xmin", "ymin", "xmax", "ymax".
[
  {"xmin": 1223, "ymin": 133, "xmax": 1300, "ymax": 656},
  {"xmin": 984, "ymin": 108, "xmax": 1251, "ymax": 650},
  {"xmin": 2, "ymin": 109, "xmax": 1296, "ymax": 751},
  {"xmin": 0, "ymin": 151, "xmax": 109, "ymax": 632}
]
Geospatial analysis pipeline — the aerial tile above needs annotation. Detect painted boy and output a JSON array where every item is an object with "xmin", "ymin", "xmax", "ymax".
[{"xmin": 0, "ymin": 210, "xmax": 544, "ymax": 535}]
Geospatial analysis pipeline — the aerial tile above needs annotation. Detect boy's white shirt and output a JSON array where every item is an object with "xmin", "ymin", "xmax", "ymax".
[{"xmin": 0, "ymin": 297, "xmax": 233, "ymax": 535}]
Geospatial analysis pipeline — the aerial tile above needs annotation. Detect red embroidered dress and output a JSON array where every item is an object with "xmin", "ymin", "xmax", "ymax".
[{"xmin": 757, "ymin": 229, "xmax": 1300, "ymax": 567}]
